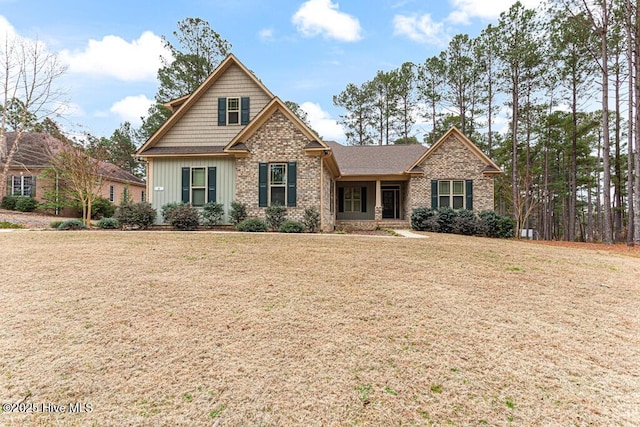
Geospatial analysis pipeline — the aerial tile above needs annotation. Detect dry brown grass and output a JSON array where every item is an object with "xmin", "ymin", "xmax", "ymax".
[{"xmin": 0, "ymin": 231, "xmax": 638, "ymax": 426}]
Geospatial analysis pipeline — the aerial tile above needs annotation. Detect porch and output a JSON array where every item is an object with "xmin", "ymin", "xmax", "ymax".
[{"xmin": 335, "ymin": 179, "xmax": 410, "ymax": 225}]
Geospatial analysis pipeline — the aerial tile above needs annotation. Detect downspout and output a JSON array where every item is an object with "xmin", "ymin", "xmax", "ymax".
[{"xmin": 320, "ymin": 156, "xmax": 324, "ymax": 231}]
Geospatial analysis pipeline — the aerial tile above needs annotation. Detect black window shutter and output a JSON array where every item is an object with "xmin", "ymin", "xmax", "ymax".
[
  {"xmin": 241, "ymin": 97, "xmax": 250, "ymax": 125},
  {"xmin": 465, "ymin": 179, "xmax": 473, "ymax": 211},
  {"xmin": 338, "ymin": 187, "xmax": 344, "ymax": 212},
  {"xmin": 181, "ymin": 167, "xmax": 190, "ymax": 203},
  {"xmin": 431, "ymin": 180, "xmax": 438, "ymax": 209},
  {"xmin": 207, "ymin": 167, "xmax": 217, "ymax": 203},
  {"xmin": 287, "ymin": 162, "xmax": 297, "ymax": 207},
  {"xmin": 32, "ymin": 176, "xmax": 36, "ymax": 198},
  {"xmin": 258, "ymin": 163, "xmax": 268, "ymax": 207},
  {"xmin": 218, "ymin": 97, "xmax": 227, "ymax": 126},
  {"xmin": 361, "ymin": 187, "xmax": 367, "ymax": 213}
]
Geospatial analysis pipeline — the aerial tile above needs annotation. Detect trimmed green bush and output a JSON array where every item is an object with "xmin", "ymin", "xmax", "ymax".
[
  {"xmin": 91, "ymin": 196, "xmax": 116, "ymax": 219},
  {"xmin": 96, "ymin": 217, "xmax": 120, "ymax": 229},
  {"xmin": 265, "ymin": 203, "xmax": 287, "ymax": 231},
  {"xmin": 478, "ymin": 210, "xmax": 515, "ymax": 239},
  {"xmin": 167, "ymin": 204, "xmax": 200, "ymax": 230},
  {"xmin": 49, "ymin": 220, "xmax": 63, "ymax": 229},
  {"xmin": 303, "ymin": 207, "xmax": 321, "ymax": 232},
  {"xmin": 279, "ymin": 220, "xmax": 305, "ymax": 233},
  {"xmin": 58, "ymin": 219, "xmax": 87, "ymax": 230},
  {"xmin": 201, "ymin": 202, "xmax": 225, "ymax": 227},
  {"xmin": 229, "ymin": 201, "xmax": 247, "ymax": 225},
  {"xmin": 453, "ymin": 209, "xmax": 481, "ymax": 236},
  {"xmin": 1, "ymin": 195, "xmax": 18, "ymax": 210},
  {"xmin": 15, "ymin": 197, "xmax": 38, "ymax": 212},
  {"xmin": 115, "ymin": 202, "xmax": 156, "ymax": 230},
  {"xmin": 236, "ymin": 218, "xmax": 267, "ymax": 232},
  {"xmin": 411, "ymin": 207, "xmax": 439, "ymax": 232},
  {"xmin": 161, "ymin": 202, "xmax": 183, "ymax": 223},
  {"xmin": 436, "ymin": 207, "xmax": 456, "ymax": 234}
]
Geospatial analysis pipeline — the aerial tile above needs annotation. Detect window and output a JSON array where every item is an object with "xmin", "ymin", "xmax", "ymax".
[
  {"xmin": 259, "ymin": 162, "xmax": 296, "ymax": 207},
  {"xmin": 269, "ymin": 164, "xmax": 287, "ymax": 206},
  {"xmin": 109, "ymin": 185, "xmax": 115, "ymax": 202},
  {"xmin": 227, "ymin": 97, "xmax": 240, "ymax": 125},
  {"xmin": 11, "ymin": 175, "xmax": 34, "ymax": 197},
  {"xmin": 141, "ymin": 190, "xmax": 146, "ymax": 202},
  {"xmin": 181, "ymin": 167, "xmax": 216, "ymax": 206},
  {"xmin": 344, "ymin": 187, "xmax": 361, "ymax": 212},
  {"xmin": 191, "ymin": 168, "xmax": 206, "ymax": 207},
  {"xmin": 432, "ymin": 179, "xmax": 472, "ymax": 210}
]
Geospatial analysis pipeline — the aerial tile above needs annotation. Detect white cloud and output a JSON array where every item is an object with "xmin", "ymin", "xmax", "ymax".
[
  {"xmin": 300, "ymin": 101, "xmax": 345, "ymax": 142},
  {"xmin": 292, "ymin": 0, "xmax": 362, "ymax": 42},
  {"xmin": 447, "ymin": 0, "xmax": 543, "ymax": 24},
  {"xmin": 393, "ymin": 14, "xmax": 446, "ymax": 45},
  {"xmin": 109, "ymin": 95, "xmax": 154, "ymax": 125},
  {"xmin": 259, "ymin": 28, "xmax": 274, "ymax": 42},
  {"xmin": 60, "ymin": 31, "xmax": 171, "ymax": 82},
  {"xmin": 0, "ymin": 15, "xmax": 17, "ymax": 44}
]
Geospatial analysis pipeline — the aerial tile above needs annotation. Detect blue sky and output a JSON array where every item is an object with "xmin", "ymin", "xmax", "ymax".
[{"xmin": 0, "ymin": 0, "xmax": 540, "ymax": 143}]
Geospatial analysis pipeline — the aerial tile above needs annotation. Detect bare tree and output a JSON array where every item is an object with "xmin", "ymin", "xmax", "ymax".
[{"xmin": 0, "ymin": 31, "xmax": 66, "ymax": 196}]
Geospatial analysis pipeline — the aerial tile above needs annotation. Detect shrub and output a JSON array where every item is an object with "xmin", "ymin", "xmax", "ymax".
[
  {"xmin": 303, "ymin": 207, "xmax": 321, "ymax": 233},
  {"xmin": 479, "ymin": 211, "xmax": 515, "ymax": 239},
  {"xmin": 236, "ymin": 217, "xmax": 267, "ymax": 232},
  {"xmin": 436, "ymin": 207, "xmax": 457, "ymax": 234},
  {"xmin": 161, "ymin": 202, "xmax": 183, "ymax": 223},
  {"xmin": 453, "ymin": 209, "xmax": 481, "ymax": 236},
  {"xmin": 49, "ymin": 220, "xmax": 63, "ymax": 229},
  {"xmin": 229, "ymin": 201, "xmax": 247, "ymax": 225},
  {"xmin": 1, "ymin": 195, "xmax": 18, "ymax": 210},
  {"xmin": 167, "ymin": 204, "xmax": 200, "ymax": 230},
  {"xmin": 58, "ymin": 219, "xmax": 87, "ymax": 230},
  {"xmin": 411, "ymin": 207, "xmax": 439, "ymax": 232},
  {"xmin": 0, "ymin": 221, "xmax": 23, "ymax": 229},
  {"xmin": 91, "ymin": 196, "xmax": 116, "ymax": 219},
  {"xmin": 96, "ymin": 217, "xmax": 120, "ymax": 229},
  {"xmin": 14, "ymin": 197, "xmax": 38, "ymax": 212},
  {"xmin": 201, "ymin": 202, "xmax": 225, "ymax": 227},
  {"xmin": 115, "ymin": 202, "xmax": 156, "ymax": 230},
  {"xmin": 265, "ymin": 203, "xmax": 287, "ymax": 231},
  {"xmin": 279, "ymin": 220, "xmax": 305, "ymax": 233}
]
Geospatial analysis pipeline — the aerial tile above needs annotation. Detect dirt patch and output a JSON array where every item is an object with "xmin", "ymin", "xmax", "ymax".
[
  {"xmin": 0, "ymin": 232, "xmax": 638, "ymax": 425},
  {"xmin": 0, "ymin": 209, "xmax": 73, "ymax": 229}
]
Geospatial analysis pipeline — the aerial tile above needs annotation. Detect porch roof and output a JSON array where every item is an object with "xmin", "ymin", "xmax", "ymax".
[{"xmin": 326, "ymin": 141, "xmax": 427, "ymax": 176}]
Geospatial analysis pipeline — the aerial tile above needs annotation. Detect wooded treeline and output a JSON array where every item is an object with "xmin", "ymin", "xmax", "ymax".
[{"xmin": 333, "ymin": 0, "xmax": 640, "ymax": 244}]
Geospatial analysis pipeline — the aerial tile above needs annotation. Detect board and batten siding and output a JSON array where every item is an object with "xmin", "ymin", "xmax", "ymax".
[
  {"xmin": 151, "ymin": 158, "xmax": 236, "ymax": 224},
  {"xmin": 155, "ymin": 64, "xmax": 272, "ymax": 148}
]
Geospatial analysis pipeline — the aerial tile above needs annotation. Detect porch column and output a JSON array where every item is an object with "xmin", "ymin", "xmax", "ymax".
[{"xmin": 375, "ymin": 180, "xmax": 382, "ymax": 221}]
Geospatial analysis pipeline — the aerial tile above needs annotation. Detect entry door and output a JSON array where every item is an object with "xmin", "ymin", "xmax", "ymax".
[{"xmin": 382, "ymin": 189, "xmax": 400, "ymax": 219}]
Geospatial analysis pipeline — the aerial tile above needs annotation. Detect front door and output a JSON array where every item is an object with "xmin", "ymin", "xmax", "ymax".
[{"xmin": 382, "ymin": 188, "xmax": 400, "ymax": 219}]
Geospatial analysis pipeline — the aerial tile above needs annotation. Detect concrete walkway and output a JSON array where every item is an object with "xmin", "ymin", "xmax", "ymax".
[{"xmin": 393, "ymin": 229, "xmax": 428, "ymax": 238}]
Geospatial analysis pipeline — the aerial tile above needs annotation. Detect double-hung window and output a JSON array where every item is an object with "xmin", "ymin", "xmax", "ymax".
[
  {"xmin": 191, "ymin": 168, "xmax": 206, "ymax": 207},
  {"xmin": 258, "ymin": 162, "xmax": 297, "ymax": 207},
  {"xmin": 227, "ymin": 97, "xmax": 240, "ymax": 125},
  {"xmin": 432, "ymin": 179, "xmax": 473, "ymax": 210},
  {"xmin": 343, "ymin": 187, "xmax": 362, "ymax": 212},
  {"xmin": 269, "ymin": 164, "xmax": 287, "ymax": 206},
  {"xmin": 181, "ymin": 167, "xmax": 217, "ymax": 207},
  {"xmin": 11, "ymin": 175, "xmax": 34, "ymax": 197}
]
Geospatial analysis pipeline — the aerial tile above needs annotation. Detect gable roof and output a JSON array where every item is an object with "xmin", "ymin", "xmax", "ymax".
[
  {"xmin": 225, "ymin": 97, "xmax": 329, "ymax": 151},
  {"xmin": 408, "ymin": 127, "xmax": 502, "ymax": 175},
  {"xmin": 137, "ymin": 54, "xmax": 274, "ymax": 156},
  {"xmin": 326, "ymin": 141, "xmax": 428, "ymax": 176},
  {"xmin": 2, "ymin": 132, "xmax": 144, "ymax": 186}
]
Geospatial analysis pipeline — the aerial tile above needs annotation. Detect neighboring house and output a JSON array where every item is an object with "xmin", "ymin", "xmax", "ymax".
[
  {"xmin": 1, "ymin": 132, "xmax": 146, "ymax": 211},
  {"xmin": 137, "ymin": 54, "xmax": 502, "ymax": 231}
]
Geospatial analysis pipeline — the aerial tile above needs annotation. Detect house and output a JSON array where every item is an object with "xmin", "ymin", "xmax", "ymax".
[
  {"xmin": 136, "ymin": 54, "xmax": 501, "ymax": 231},
  {"xmin": 1, "ymin": 132, "xmax": 146, "ymax": 211}
]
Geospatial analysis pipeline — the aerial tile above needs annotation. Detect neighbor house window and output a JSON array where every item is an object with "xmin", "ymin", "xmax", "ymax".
[
  {"xmin": 141, "ymin": 190, "xmax": 146, "ymax": 202},
  {"xmin": 258, "ymin": 162, "xmax": 297, "ymax": 207},
  {"xmin": 11, "ymin": 175, "xmax": 34, "ymax": 197},
  {"xmin": 227, "ymin": 97, "xmax": 240, "ymax": 125},
  {"xmin": 109, "ymin": 185, "xmax": 115, "ymax": 202},
  {"xmin": 344, "ymin": 187, "xmax": 361, "ymax": 212},
  {"xmin": 431, "ymin": 179, "xmax": 473, "ymax": 210}
]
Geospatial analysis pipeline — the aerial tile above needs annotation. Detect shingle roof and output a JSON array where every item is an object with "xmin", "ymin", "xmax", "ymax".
[
  {"xmin": 2, "ymin": 132, "xmax": 144, "ymax": 185},
  {"xmin": 139, "ymin": 145, "xmax": 226, "ymax": 156},
  {"xmin": 326, "ymin": 141, "xmax": 428, "ymax": 175}
]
